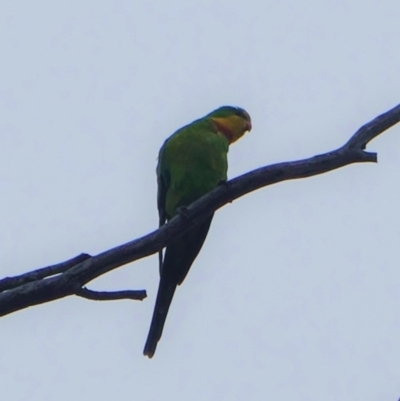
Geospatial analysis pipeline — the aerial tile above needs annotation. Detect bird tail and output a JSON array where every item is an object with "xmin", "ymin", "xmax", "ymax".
[
  {"xmin": 143, "ymin": 275, "xmax": 177, "ymax": 358},
  {"xmin": 143, "ymin": 213, "xmax": 214, "ymax": 358}
]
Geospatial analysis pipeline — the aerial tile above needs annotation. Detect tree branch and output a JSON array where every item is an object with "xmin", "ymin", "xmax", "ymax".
[
  {"xmin": 1, "ymin": 103, "xmax": 399, "ymax": 317},
  {"xmin": 0, "ymin": 253, "xmax": 91, "ymax": 293},
  {"xmin": 75, "ymin": 287, "xmax": 146, "ymax": 301}
]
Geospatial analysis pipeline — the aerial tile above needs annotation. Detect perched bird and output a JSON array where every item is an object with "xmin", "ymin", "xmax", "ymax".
[{"xmin": 143, "ymin": 106, "xmax": 251, "ymax": 358}]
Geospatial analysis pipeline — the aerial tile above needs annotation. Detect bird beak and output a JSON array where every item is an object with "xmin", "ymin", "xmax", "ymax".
[{"xmin": 246, "ymin": 120, "xmax": 252, "ymax": 132}]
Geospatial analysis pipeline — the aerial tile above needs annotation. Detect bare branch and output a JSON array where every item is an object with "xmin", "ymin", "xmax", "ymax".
[
  {"xmin": 346, "ymin": 103, "xmax": 400, "ymax": 150},
  {"xmin": 0, "ymin": 253, "xmax": 91, "ymax": 293},
  {"xmin": 75, "ymin": 287, "xmax": 146, "ymax": 301},
  {"xmin": 1, "ymin": 103, "xmax": 399, "ymax": 317}
]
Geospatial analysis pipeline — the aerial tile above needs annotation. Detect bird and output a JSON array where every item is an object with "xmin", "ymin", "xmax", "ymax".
[{"xmin": 143, "ymin": 106, "xmax": 252, "ymax": 358}]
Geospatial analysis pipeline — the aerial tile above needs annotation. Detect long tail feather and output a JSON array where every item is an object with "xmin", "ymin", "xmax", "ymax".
[
  {"xmin": 143, "ymin": 214, "xmax": 214, "ymax": 358},
  {"xmin": 143, "ymin": 276, "xmax": 177, "ymax": 358}
]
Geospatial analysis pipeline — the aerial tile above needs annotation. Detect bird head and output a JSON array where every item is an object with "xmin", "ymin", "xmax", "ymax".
[{"xmin": 207, "ymin": 106, "xmax": 252, "ymax": 144}]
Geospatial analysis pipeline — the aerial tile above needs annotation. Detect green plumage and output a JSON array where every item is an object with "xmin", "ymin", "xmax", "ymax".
[{"xmin": 143, "ymin": 106, "xmax": 250, "ymax": 358}]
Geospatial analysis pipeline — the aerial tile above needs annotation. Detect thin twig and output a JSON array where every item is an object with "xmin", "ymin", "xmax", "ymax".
[
  {"xmin": 0, "ymin": 253, "xmax": 91, "ymax": 293},
  {"xmin": 75, "ymin": 287, "xmax": 146, "ymax": 301}
]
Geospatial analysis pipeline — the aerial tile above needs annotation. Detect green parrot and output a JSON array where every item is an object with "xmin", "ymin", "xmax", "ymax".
[{"xmin": 143, "ymin": 106, "xmax": 252, "ymax": 358}]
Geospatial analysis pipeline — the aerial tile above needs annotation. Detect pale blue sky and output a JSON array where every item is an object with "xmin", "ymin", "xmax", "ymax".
[{"xmin": 1, "ymin": 1, "xmax": 400, "ymax": 400}]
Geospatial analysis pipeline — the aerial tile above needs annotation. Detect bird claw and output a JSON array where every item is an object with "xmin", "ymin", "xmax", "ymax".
[
  {"xmin": 176, "ymin": 206, "xmax": 191, "ymax": 221},
  {"xmin": 218, "ymin": 179, "xmax": 233, "ymax": 203}
]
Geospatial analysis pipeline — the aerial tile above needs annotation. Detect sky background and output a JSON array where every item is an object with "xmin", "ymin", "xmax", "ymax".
[{"xmin": 1, "ymin": 1, "xmax": 400, "ymax": 400}]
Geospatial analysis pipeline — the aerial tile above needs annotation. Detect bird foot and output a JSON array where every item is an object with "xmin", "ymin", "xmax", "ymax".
[
  {"xmin": 176, "ymin": 206, "xmax": 191, "ymax": 221},
  {"xmin": 218, "ymin": 179, "xmax": 233, "ymax": 203}
]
